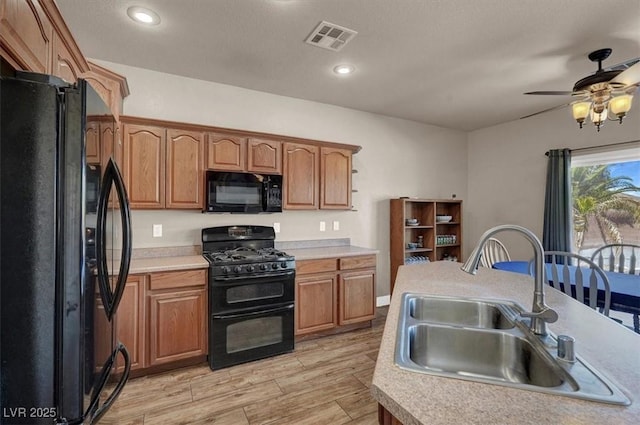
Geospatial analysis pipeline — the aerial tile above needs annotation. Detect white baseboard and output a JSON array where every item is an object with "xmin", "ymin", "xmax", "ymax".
[{"xmin": 376, "ymin": 295, "xmax": 391, "ymax": 307}]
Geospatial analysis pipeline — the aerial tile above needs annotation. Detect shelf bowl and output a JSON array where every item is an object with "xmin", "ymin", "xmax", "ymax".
[
  {"xmin": 406, "ymin": 219, "xmax": 419, "ymax": 226},
  {"xmin": 436, "ymin": 215, "xmax": 452, "ymax": 223}
]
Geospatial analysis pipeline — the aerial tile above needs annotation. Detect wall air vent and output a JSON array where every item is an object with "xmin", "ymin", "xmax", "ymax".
[{"xmin": 304, "ymin": 21, "xmax": 357, "ymax": 52}]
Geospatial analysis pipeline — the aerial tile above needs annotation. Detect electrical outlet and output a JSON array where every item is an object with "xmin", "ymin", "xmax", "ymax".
[
  {"xmin": 152, "ymin": 224, "xmax": 162, "ymax": 237},
  {"xmin": 319, "ymin": 221, "xmax": 326, "ymax": 232},
  {"xmin": 273, "ymin": 222, "xmax": 281, "ymax": 233},
  {"xmin": 333, "ymin": 220, "xmax": 340, "ymax": 231}
]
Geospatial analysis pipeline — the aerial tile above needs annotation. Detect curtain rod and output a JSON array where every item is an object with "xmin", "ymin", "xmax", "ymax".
[{"xmin": 570, "ymin": 139, "xmax": 640, "ymax": 154}]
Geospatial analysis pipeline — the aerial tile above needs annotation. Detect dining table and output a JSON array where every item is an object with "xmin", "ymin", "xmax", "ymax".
[{"xmin": 492, "ymin": 260, "xmax": 640, "ymax": 329}]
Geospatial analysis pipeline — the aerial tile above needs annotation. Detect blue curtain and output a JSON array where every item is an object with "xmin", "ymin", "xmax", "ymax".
[{"xmin": 543, "ymin": 149, "xmax": 572, "ymax": 253}]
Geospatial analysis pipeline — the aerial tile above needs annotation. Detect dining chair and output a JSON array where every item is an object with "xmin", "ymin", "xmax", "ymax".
[
  {"xmin": 590, "ymin": 243, "xmax": 640, "ymax": 275},
  {"xmin": 544, "ymin": 251, "xmax": 612, "ymax": 316},
  {"xmin": 590, "ymin": 243, "xmax": 640, "ymax": 332},
  {"xmin": 479, "ymin": 238, "xmax": 511, "ymax": 268}
]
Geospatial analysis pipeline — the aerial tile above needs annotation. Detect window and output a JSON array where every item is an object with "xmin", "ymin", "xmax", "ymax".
[{"xmin": 570, "ymin": 144, "xmax": 640, "ymax": 257}]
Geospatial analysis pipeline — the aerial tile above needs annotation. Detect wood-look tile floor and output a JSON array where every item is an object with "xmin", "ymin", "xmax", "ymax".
[{"xmin": 102, "ymin": 307, "xmax": 388, "ymax": 425}]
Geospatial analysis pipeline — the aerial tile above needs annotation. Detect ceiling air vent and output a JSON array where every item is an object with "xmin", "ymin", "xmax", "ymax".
[{"xmin": 304, "ymin": 21, "xmax": 357, "ymax": 52}]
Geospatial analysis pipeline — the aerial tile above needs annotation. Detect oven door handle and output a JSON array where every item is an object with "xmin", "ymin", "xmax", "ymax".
[
  {"xmin": 212, "ymin": 270, "xmax": 294, "ymax": 283},
  {"xmin": 212, "ymin": 303, "xmax": 294, "ymax": 320}
]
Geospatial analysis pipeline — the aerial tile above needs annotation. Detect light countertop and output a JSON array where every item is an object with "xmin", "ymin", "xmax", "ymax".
[
  {"xmin": 127, "ymin": 255, "xmax": 208, "ymax": 274},
  {"xmin": 285, "ymin": 245, "xmax": 378, "ymax": 260},
  {"xmin": 371, "ymin": 261, "xmax": 640, "ymax": 425}
]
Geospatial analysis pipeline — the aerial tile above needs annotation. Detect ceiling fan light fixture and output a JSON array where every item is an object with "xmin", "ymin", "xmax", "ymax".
[
  {"xmin": 572, "ymin": 102, "xmax": 590, "ymax": 128},
  {"xmin": 590, "ymin": 108, "xmax": 607, "ymax": 131},
  {"xmin": 609, "ymin": 94, "xmax": 633, "ymax": 122}
]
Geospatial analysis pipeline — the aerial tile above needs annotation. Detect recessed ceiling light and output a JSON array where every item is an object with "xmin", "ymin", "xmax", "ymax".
[
  {"xmin": 127, "ymin": 6, "xmax": 161, "ymax": 25},
  {"xmin": 333, "ymin": 64, "xmax": 355, "ymax": 75}
]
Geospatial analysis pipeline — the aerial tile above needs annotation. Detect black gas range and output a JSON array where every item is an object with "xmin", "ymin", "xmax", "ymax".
[{"xmin": 202, "ymin": 225, "xmax": 295, "ymax": 370}]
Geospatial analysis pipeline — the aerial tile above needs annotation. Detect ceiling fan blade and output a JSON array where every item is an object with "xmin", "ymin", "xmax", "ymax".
[
  {"xmin": 611, "ymin": 61, "xmax": 640, "ymax": 86},
  {"xmin": 524, "ymin": 91, "xmax": 574, "ymax": 96},
  {"xmin": 520, "ymin": 103, "xmax": 569, "ymax": 119}
]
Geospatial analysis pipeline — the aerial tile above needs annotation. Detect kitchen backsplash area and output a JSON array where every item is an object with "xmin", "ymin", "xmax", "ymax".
[{"xmin": 130, "ymin": 209, "xmax": 364, "ymax": 248}]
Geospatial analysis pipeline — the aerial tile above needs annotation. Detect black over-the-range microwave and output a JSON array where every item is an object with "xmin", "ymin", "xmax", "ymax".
[{"xmin": 204, "ymin": 170, "xmax": 283, "ymax": 213}]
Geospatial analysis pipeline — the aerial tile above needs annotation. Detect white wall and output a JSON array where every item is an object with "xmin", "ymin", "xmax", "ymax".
[
  {"xmin": 95, "ymin": 60, "xmax": 468, "ymax": 298},
  {"xmin": 467, "ymin": 105, "xmax": 640, "ymax": 260}
]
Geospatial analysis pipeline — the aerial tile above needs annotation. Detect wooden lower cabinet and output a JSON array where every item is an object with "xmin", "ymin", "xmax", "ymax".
[
  {"xmin": 115, "ymin": 274, "xmax": 145, "ymax": 372},
  {"xmin": 148, "ymin": 287, "xmax": 207, "ymax": 366},
  {"xmin": 147, "ymin": 269, "xmax": 207, "ymax": 367},
  {"xmin": 295, "ymin": 273, "xmax": 337, "ymax": 335},
  {"xmin": 295, "ymin": 254, "xmax": 376, "ymax": 336},
  {"xmin": 112, "ymin": 269, "xmax": 208, "ymax": 376},
  {"xmin": 339, "ymin": 269, "xmax": 376, "ymax": 325}
]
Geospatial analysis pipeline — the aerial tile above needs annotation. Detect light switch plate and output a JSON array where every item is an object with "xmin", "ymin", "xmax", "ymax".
[
  {"xmin": 319, "ymin": 221, "xmax": 326, "ymax": 232},
  {"xmin": 273, "ymin": 222, "xmax": 281, "ymax": 233},
  {"xmin": 333, "ymin": 221, "xmax": 340, "ymax": 231},
  {"xmin": 152, "ymin": 224, "xmax": 163, "ymax": 237}
]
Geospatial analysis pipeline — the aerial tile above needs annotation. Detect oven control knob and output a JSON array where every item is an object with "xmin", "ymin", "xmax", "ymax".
[
  {"xmin": 246, "ymin": 265, "xmax": 255, "ymax": 273},
  {"xmin": 233, "ymin": 266, "xmax": 242, "ymax": 274},
  {"xmin": 220, "ymin": 266, "xmax": 229, "ymax": 274},
  {"xmin": 272, "ymin": 263, "xmax": 279, "ymax": 270},
  {"xmin": 280, "ymin": 262, "xmax": 287, "ymax": 269},
  {"xmin": 260, "ymin": 264, "xmax": 268, "ymax": 271}
]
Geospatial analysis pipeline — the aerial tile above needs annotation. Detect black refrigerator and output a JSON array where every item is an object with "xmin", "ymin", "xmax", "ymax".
[{"xmin": 1, "ymin": 72, "xmax": 132, "ymax": 424}]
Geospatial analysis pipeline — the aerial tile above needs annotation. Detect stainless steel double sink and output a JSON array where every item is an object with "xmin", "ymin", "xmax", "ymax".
[{"xmin": 394, "ymin": 294, "xmax": 630, "ymax": 405}]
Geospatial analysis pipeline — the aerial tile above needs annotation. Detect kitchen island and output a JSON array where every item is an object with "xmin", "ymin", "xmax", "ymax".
[{"xmin": 372, "ymin": 261, "xmax": 640, "ymax": 425}]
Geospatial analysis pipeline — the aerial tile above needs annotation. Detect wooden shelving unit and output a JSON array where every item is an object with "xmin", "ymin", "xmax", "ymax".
[{"xmin": 390, "ymin": 198, "xmax": 463, "ymax": 293}]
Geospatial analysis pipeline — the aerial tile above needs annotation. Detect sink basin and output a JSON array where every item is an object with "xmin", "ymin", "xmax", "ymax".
[
  {"xmin": 409, "ymin": 297, "xmax": 514, "ymax": 329},
  {"xmin": 409, "ymin": 324, "xmax": 569, "ymax": 388},
  {"xmin": 395, "ymin": 294, "xmax": 630, "ymax": 405}
]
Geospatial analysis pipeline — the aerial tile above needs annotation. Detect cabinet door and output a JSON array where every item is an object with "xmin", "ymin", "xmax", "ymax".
[
  {"xmin": 247, "ymin": 138, "xmax": 282, "ymax": 174},
  {"xmin": 100, "ymin": 121, "xmax": 117, "ymax": 169},
  {"xmin": 320, "ymin": 147, "xmax": 352, "ymax": 210},
  {"xmin": 339, "ymin": 270, "xmax": 376, "ymax": 325},
  {"xmin": 295, "ymin": 274, "xmax": 337, "ymax": 335},
  {"xmin": 122, "ymin": 123, "xmax": 166, "ymax": 208},
  {"xmin": 85, "ymin": 119, "xmax": 100, "ymax": 164},
  {"xmin": 206, "ymin": 133, "xmax": 246, "ymax": 171},
  {"xmin": 51, "ymin": 31, "xmax": 80, "ymax": 83},
  {"xmin": 283, "ymin": 142, "xmax": 319, "ymax": 210},
  {"xmin": 166, "ymin": 128, "xmax": 204, "ymax": 209},
  {"xmin": 148, "ymin": 288, "xmax": 207, "ymax": 366},
  {"xmin": 115, "ymin": 274, "xmax": 145, "ymax": 372},
  {"xmin": 0, "ymin": 0, "xmax": 52, "ymax": 73}
]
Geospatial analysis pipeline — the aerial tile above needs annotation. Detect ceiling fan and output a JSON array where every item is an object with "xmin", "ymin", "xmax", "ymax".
[{"xmin": 524, "ymin": 48, "xmax": 640, "ymax": 131}]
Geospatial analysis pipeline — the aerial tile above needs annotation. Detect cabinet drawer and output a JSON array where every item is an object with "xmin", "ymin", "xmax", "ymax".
[
  {"xmin": 296, "ymin": 258, "xmax": 338, "ymax": 275},
  {"xmin": 149, "ymin": 269, "xmax": 206, "ymax": 291},
  {"xmin": 339, "ymin": 255, "xmax": 376, "ymax": 270}
]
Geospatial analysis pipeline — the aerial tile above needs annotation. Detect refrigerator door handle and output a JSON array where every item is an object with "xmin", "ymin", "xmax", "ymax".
[
  {"xmin": 90, "ymin": 343, "xmax": 131, "ymax": 424},
  {"xmin": 96, "ymin": 157, "xmax": 132, "ymax": 320}
]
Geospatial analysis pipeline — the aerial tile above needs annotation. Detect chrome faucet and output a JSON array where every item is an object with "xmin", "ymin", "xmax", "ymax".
[{"xmin": 461, "ymin": 224, "xmax": 558, "ymax": 336}]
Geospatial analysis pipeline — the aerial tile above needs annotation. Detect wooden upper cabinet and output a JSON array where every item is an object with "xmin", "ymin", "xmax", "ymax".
[
  {"xmin": 51, "ymin": 31, "xmax": 80, "ymax": 83},
  {"xmin": 0, "ymin": 0, "xmax": 52, "ymax": 73},
  {"xmin": 166, "ymin": 128, "xmax": 204, "ymax": 209},
  {"xmin": 85, "ymin": 119, "xmax": 100, "ymax": 164},
  {"xmin": 122, "ymin": 123, "xmax": 166, "ymax": 209},
  {"xmin": 283, "ymin": 142, "xmax": 319, "ymax": 210},
  {"xmin": 100, "ymin": 121, "xmax": 118, "ymax": 169},
  {"xmin": 206, "ymin": 133, "xmax": 246, "ymax": 171},
  {"xmin": 247, "ymin": 138, "xmax": 282, "ymax": 174},
  {"xmin": 320, "ymin": 147, "xmax": 352, "ymax": 210},
  {"xmin": 81, "ymin": 61, "xmax": 129, "ymax": 121}
]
